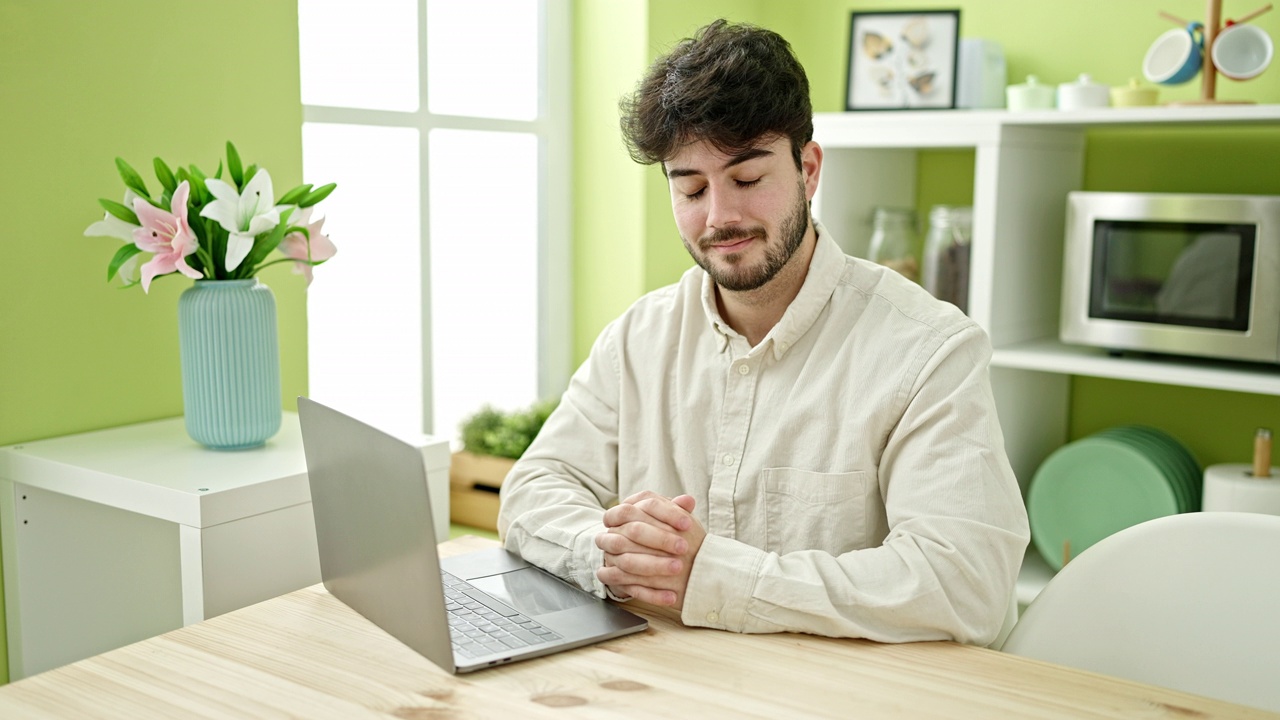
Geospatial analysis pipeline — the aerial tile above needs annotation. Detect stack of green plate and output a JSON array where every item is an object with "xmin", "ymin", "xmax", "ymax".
[{"xmin": 1028, "ymin": 425, "xmax": 1201, "ymax": 571}]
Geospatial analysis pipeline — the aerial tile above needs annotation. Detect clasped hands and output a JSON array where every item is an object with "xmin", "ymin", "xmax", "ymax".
[{"xmin": 595, "ymin": 491, "xmax": 706, "ymax": 609}]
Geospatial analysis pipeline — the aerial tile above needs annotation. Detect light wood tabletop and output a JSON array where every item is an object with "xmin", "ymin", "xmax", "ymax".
[{"xmin": 0, "ymin": 535, "xmax": 1272, "ymax": 719}]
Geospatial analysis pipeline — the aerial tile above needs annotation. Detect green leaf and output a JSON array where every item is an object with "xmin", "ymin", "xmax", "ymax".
[
  {"xmin": 226, "ymin": 141, "xmax": 243, "ymax": 187},
  {"xmin": 277, "ymin": 183, "xmax": 312, "ymax": 206},
  {"xmin": 298, "ymin": 182, "xmax": 336, "ymax": 207},
  {"xmin": 98, "ymin": 198, "xmax": 140, "ymax": 225},
  {"xmin": 115, "ymin": 157, "xmax": 149, "ymax": 198},
  {"xmin": 187, "ymin": 164, "xmax": 210, "ymax": 204},
  {"xmin": 243, "ymin": 163, "xmax": 258, "ymax": 186},
  {"xmin": 153, "ymin": 157, "xmax": 177, "ymax": 194},
  {"xmin": 106, "ymin": 243, "xmax": 143, "ymax": 282}
]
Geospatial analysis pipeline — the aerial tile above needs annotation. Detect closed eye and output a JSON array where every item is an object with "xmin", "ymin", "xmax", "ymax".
[{"xmin": 680, "ymin": 177, "xmax": 760, "ymax": 200}]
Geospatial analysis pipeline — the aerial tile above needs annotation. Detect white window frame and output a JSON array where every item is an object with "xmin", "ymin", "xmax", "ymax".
[{"xmin": 300, "ymin": 0, "xmax": 572, "ymax": 435}]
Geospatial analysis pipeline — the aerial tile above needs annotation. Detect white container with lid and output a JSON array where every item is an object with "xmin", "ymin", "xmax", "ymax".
[
  {"xmin": 1057, "ymin": 74, "xmax": 1110, "ymax": 110},
  {"xmin": 1006, "ymin": 75, "xmax": 1055, "ymax": 111}
]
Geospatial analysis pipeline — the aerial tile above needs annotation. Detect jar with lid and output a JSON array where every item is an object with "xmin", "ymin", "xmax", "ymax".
[
  {"xmin": 868, "ymin": 207, "xmax": 919, "ymax": 283},
  {"xmin": 921, "ymin": 205, "xmax": 972, "ymax": 313}
]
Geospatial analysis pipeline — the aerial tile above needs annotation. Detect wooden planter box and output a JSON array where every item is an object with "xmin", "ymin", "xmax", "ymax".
[{"xmin": 449, "ymin": 451, "xmax": 516, "ymax": 532}]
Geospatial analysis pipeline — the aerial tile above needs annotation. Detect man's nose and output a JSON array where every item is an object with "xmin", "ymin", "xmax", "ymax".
[{"xmin": 705, "ymin": 184, "xmax": 742, "ymax": 229}]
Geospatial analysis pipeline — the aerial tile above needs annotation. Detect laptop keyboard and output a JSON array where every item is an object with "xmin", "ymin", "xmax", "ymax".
[{"xmin": 442, "ymin": 572, "xmax": 563, "ymax": 659}]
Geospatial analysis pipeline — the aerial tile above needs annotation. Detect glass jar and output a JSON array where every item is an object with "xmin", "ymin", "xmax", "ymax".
[
  {"xmin": 868, "ymin": 207, "xmax": 919, "ymax": 282},
  {"xmin": 921, "ymin": 205, "xmax": 973, "ymax": 313}
]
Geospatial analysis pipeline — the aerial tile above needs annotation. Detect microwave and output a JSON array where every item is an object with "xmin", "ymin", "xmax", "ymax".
[{"xmin": 1060, "ymin": 191, "xmax": 1280, "ymax": 364}]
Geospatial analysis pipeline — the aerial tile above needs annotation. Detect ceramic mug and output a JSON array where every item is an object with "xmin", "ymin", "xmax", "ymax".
[
  {"xmin": 1212, "ymin": 22, "xmax": 1274, "ymax": 80},
  {"xmin": 1143, "ymin": 22, "xmax": 1204, "ymax": 85}
]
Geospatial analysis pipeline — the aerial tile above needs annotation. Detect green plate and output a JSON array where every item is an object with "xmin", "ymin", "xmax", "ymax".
[
  {"xmin": 1111, "ymin": 425, "xmax": 1198, "ymax": 509},
  {"xmin": 1028, "ymin": 436, "xmax": 1179, "ymax": 571},
  {"xmin": 1135, "ymin": 426, "xmax": 1202, "ymax": 509},
  {"xmin": 1094, "ymin": 427, "xmax": 1188, "ymax": 513}
]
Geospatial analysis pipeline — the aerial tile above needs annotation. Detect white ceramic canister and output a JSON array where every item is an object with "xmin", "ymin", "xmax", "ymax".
[
  {"xmin": 1057, "ymin": 74, "xmax": 1110, "ymax": 110},
  {"xmin": 1006, "ymin": 75, "xmax": 1056, "ymax": 111}
]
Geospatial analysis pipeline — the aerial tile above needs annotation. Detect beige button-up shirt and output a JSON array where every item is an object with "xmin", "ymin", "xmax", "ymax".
[{"xmin": 499, "ymin": 222, "xmax": 1029, "ymax": 645}]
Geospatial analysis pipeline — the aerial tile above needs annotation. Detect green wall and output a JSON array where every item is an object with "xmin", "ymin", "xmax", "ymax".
[
  {"xmin": 573, "ymin": 1, "xmax": 1279, "ymax": 480},
  {"xmin": 0, "ymin": 0, "xmax": 306, "ymax": 683}
]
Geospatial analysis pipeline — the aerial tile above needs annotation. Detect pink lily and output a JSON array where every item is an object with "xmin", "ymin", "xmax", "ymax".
[
  {"xmin": 278, "ymin": 206, "xmax": 337, "ymax": 285},
  {"xmin": 132, "ymin": 180, "xmax": 202, "ymax": 293}
]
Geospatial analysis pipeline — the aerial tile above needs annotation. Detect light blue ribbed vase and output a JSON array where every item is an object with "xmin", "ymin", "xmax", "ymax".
[{"xmin": 178, "ymin": 279, "xmax": 282, "ymax": 450}]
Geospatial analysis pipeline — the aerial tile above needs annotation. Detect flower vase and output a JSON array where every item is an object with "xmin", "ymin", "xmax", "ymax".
[{"xmin": 178, "ymin": 279, "xmax": 282, "ymax": 449}]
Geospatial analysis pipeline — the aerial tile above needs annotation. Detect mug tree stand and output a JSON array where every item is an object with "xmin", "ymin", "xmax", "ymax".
[{"xmin": 1159, "ymin": 0, "xmax": 1273, "ymax": 105}]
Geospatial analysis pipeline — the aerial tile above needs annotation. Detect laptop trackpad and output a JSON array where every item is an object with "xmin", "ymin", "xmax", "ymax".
[{"xmin": 468, "ymin": 569, "xmax": 596, "ymax": 617}]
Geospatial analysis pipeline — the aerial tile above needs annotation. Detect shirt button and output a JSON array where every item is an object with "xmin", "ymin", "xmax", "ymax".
[
  {"xmin": 723, "ymin": 454, "xmax": 736, "ymax": 466},
  {"xmin": 707, "ymin": 611, "xmax": 719, "ymax": 623},
  {"xmin": 779, "ymin": 342, "xmax": 790, "ymax": 353},
  {"xmin": 737, "ymin": 363, "xmax": 750, "ymax": 375}
]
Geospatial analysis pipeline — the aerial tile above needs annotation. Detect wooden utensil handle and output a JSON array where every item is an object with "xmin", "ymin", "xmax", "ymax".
[{"xmin": 1255, "ymin": 428, "xmax": 1273, "ymax": 478}]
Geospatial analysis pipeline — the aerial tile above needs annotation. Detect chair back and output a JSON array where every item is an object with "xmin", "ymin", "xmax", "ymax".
[{"xmin": 1001, "ymin": 511, "xmax": 1280, "ymax": 713}]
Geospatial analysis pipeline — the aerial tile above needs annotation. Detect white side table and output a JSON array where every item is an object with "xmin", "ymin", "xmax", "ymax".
[{"xmin": 0, "ymin": 413, "xmax": 450, "ymax": 679}]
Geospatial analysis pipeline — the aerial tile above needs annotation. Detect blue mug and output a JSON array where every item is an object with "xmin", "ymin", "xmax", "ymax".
[{"xmin": 1143, "ymin": 22, "xmax": 1204, "ymax": 85}]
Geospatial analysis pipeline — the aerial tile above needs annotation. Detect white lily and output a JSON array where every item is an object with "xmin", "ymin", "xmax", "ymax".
[
  {"xmin": 118, "ymin": 253, "xmax": 141, "ymax": 286},
  {"xmin": 201, "ymin": 169, "xmax": 280, "ymax": 272},
  {"xmin": 84, "ymin": 189, "xmax": 143, "ymax": 241}
]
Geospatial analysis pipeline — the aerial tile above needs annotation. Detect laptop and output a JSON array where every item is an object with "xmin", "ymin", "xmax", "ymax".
[{"xmin": 297, "ymin": 397, "xmax": 648, "ymax": 673}]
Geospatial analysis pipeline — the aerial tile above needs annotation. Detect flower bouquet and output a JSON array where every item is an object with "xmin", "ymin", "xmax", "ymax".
[{"xmin": 85, "ymin": 141, "xmax": 337, "ymax": 292}]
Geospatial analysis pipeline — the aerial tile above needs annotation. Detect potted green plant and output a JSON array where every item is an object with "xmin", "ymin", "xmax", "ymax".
[{"xmin": 451, "ymin": 399, "xmax": 557, "ymax": 531}]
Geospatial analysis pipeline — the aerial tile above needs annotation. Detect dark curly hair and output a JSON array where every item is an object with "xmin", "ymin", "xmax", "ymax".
[{"xmin": 619, "ymin": 19, "xmax": 813, "ymax": 171}]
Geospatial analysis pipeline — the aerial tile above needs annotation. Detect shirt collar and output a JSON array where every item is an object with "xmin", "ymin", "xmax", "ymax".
[{"xmin": 699, "ymin": 220, "xmax": 846, "ymax": 359}]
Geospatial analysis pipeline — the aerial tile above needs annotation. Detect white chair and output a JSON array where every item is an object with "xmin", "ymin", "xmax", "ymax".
[{"xmin": 1001, "ymin": 512, "xmax": 1280, "ymax": 713}]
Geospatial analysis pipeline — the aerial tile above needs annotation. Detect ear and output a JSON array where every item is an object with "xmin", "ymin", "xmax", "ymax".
[{"xmin": 801, "ymin": 141, "xmax": 823, "ymax": 201}]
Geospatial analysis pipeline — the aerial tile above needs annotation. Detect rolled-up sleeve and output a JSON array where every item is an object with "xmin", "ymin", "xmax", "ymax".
[{"xmin": 498, "ymin": 323, "xmax": 623, "ymax": 597}]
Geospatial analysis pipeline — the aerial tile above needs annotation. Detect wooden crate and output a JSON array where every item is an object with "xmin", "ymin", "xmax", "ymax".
[{"xmin": 449, "ymin": 451, "xmax": 516, "ymax": 532}]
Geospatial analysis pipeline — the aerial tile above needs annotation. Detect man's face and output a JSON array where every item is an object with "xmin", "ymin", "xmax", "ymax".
[{"xmin": 664, "ymin": 135, "xmax": 819, "ymax": 292}]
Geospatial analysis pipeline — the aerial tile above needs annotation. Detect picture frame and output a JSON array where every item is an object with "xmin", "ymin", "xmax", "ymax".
[{"xmin": 845, "ymin": 10, "xmax": 960, "ymax": 111}]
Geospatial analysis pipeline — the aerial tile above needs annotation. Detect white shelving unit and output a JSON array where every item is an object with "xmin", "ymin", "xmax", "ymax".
[{"xmin": 812, "ymin": 104, "xmax": 1280, "ymax": 604}]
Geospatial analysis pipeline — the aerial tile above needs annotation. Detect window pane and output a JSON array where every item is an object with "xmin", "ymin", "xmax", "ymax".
[
  {"xmin": 429, "ymin": 129, "xmax": 538, "ymax": 442},
  {"xmin": 303, "ymin": 123, "xmax": 423, "ymax": 435},
  {"xmin": 426, "ymin": 0, "xmax": 538, "ymax": 120},
  {"xmin": 299, "ymin": 0, "xmax": 419, "ymax": 111}
]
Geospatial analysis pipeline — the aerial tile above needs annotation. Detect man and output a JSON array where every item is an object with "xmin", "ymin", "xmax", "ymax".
[{"xmin": 498, "ymin": 19, "xmax": 1029, "ymax": 645}]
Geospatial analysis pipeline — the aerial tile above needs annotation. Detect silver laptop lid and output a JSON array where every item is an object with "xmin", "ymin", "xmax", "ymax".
[{"xmin": 297, "ymin": 396, "xmax": 456, "ymax": 673}]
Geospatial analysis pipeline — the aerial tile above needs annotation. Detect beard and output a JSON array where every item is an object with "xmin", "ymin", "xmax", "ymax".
[{"xmin": 683, "ymin": 180, "xmax": 810, "ymax": 292}]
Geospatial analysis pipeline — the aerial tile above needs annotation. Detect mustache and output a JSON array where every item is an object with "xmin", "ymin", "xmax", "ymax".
[{"xmin": 698, "ymin": 226, "xmax": 767, "ymax": 250}]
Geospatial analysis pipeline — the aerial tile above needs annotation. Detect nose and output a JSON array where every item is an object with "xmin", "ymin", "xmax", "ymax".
[{"xmin": 704, "ymin": 183, "xmax": 742, "ymax": 229}]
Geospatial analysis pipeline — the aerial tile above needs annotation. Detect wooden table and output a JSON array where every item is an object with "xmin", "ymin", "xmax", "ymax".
[{"xmin": 0, "ymin": 536, "xmax": 1272, "ymax": 719}]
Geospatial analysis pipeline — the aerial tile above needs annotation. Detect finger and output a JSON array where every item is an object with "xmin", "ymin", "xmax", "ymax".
[
  {"xmin": 673, "ymin": 494, "xmax": 696, "ymax": 513},
  {"xmin": 596, "ymin": 531, "xmax": 679, "ymax": 557},
  {"xmin": 619, "ymin": 490, "xmax": 665, "ymax": 505},
  {"xmin": 631, "ymin": 496, "xmax": 692, "ymax": 532},
  {"xmin": 619, "ymin": 585, "xmax": 678, "ymax": 607},
  {"xmin": 602, "ymin": 502, "xmax": 683, "ymax": 533},
  {"xmin": 597, "ymin": 562, "xmax": 681, "ymax": 590},
  {"xmin": 599, "ymin": 580, "xmax": 677, "ymax": 607},
  {"xmin": 604, "ymin": 550, "xmax": 683, "ymax": 578},
  {"xmin": 608, "ymin": 522, "xmax": 688, "ymax": 555}
]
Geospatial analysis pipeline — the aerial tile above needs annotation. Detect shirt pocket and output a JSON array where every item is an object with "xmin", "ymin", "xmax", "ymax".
[{"xmin": 763, "ymin": 468, "xmax": 869, "ymax": 556}]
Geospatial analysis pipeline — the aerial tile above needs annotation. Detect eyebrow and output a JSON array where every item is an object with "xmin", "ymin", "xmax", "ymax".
[{"xmin": 665, "ymin": 146, "xmax": 775, "ymax": 179}]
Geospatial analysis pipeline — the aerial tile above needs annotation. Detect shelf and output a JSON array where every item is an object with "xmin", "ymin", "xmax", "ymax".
[
  {"xmin": 814, "ymin": 104, "xmax": 1280, "ymax": 149},
  {"xmin": 992, "ymin": 339, "xmax": 1280, "ymax": 396}
]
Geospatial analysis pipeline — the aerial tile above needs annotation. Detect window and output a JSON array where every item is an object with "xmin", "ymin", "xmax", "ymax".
[{"xmin": 297, "ymin": 0, "xmax": 571, "ymax": 441}]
